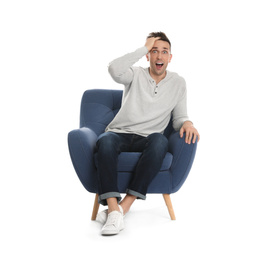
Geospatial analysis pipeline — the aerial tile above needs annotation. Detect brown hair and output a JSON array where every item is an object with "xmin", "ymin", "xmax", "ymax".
[{"xmin": 147, "ymin": 32, "xmax": 171, "ymax": 49}]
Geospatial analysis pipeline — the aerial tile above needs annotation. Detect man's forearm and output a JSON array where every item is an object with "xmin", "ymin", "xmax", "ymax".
[{"xmin": 108, "ymin": 46, "xmax": 148, "ymax": 84}]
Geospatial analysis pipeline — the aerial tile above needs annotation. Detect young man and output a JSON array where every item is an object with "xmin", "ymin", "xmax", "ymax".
[{"xmin": 96, "ymin": 32, "xmax": 200, "ymax": 235}]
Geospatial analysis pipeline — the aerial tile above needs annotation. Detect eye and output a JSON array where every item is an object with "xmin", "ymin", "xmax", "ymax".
[
  {"xmin": 152, "ymin": 50, "xmax": 157, "ymax": 53},
  {"xmin": 163, "ymin": 51, "xmax": 168, "ymax": 54}
]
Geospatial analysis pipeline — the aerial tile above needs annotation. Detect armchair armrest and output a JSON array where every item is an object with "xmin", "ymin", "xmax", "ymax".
[
  {"xmin": 68, "ymin": 127, "xmax": 98, "ymax": 192},
  {"xmin": 168, "ymin": 131, "xmax": 197, "ymax": 193}
]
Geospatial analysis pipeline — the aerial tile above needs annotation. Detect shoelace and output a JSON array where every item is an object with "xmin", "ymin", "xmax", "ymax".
[{"xmin": 105, "ymin": 212, "xmax": 121, "ymax": 227}]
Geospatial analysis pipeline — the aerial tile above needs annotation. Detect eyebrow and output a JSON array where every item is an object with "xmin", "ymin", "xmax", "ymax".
[{"xmin": 152, "ymin": 47, "xmax": 169, "ymax": 50}]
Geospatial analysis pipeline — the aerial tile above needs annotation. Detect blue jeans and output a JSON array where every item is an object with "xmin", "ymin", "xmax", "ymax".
[{"xmin": 95, "ymin": 132, "xmax": 169, "ymax": 205}]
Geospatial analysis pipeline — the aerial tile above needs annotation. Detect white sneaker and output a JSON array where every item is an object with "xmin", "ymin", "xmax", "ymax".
[
  {"xmin": 96, "ymin": 209, "xmax": 108, "ymax": 224},
  {"xmin": 101, "ymin": 210, "xmax": 124, "ymax": 235},
  {"xmin": 96, "ymin": 205, "xmax": 123, "ymax": 224}
]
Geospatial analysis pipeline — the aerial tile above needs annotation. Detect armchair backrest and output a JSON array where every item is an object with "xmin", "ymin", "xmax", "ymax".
[{"xmin": 80, "ymin": 89, "xmax": 173, "ymax": 137}]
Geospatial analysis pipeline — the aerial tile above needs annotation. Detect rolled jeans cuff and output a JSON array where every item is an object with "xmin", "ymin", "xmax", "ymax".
[
  {"xmin": 98, "ymin": 192, "xmax": 122, "ymax": 206},
  {"xmin": 126, "ymin": 189, "xmax": 146, "ymax": 200}
]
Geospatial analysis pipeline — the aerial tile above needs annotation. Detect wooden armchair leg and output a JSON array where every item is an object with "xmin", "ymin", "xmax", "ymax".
[
  {"xmin": 91, "ymin": 194, "xmax": 100, "ymax": 220},
  {"xmin": 163, "ymin": 194, "xmax": 176, "ymax": 220}
]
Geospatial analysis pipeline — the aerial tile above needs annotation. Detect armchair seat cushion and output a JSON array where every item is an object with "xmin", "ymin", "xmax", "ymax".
[{"xmin": 94, "ymin": 152, "xmax": 173, "ymax": 172}]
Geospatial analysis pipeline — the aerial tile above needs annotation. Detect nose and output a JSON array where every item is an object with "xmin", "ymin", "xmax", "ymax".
[{"xmin": 157, "ymin": 51, "xmax": 162, "ymax": 59}]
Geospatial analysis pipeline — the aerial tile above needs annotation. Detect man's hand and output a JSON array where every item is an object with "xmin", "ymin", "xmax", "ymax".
[
  {"xmin": 179, "ymin": 121, "xmax": 200, "ymax": 144},
  {"xmin": 145, "ymin": 37, "xmax": 161, "ymax": 52}
]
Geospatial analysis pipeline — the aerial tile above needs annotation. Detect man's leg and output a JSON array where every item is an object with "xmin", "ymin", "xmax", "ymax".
[
  {"xmin": 126, "ymin": 133, "xmax": 169, "ymax": 199},
  {"xmin": 96, "ymin": 132, "xmax": 127, "ymax": 235},
  {"xmin": 106, "ymin": 197, "xmax": 120, "ymax": 213},
  {"xmin": 96, "ymin": 132, "xmax": 123, "ymax": 206},
  {"xmin": 119, "ymin": 194, "xmax": 137, "ymax": 215}
]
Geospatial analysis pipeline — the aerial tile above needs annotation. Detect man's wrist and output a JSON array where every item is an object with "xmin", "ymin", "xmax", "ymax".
[
  {"xmin": 143, "ymin": 45, "xmax": 150, "ymax": 54},
  {"xmin": 183, "ymin": 120, "xmax": 193, "ymax": 127}
]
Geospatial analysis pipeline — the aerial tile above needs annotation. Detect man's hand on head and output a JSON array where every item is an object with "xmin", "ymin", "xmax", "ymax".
[{"xmin": 145, "ymin": 37, "xmax": 161, "ymax": 52}]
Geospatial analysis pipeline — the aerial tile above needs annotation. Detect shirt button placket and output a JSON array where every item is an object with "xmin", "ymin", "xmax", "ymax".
[{"xmin": 155, "ymin": 85, "xmax": 158, "ymax": 95}]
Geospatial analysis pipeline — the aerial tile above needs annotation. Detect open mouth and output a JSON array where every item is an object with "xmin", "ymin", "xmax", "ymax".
[{"xmin": 156, "ymin": 62, "xmax": 164, "ymax": 69}]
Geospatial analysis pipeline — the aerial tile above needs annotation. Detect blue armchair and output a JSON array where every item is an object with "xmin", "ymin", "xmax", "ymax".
[{"xmin": 68, "ymin": 89, "xmax": 197, "ymax": 220}]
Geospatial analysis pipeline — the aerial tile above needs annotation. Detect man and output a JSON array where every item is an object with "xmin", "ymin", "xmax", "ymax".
[{"xmin": 95, "ymin": 32, "xmax": 200, "ymax": 235}]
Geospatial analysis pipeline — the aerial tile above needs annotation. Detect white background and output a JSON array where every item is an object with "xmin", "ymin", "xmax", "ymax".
[{"xmin": 1, "ymin": 0, "xmax": 264, "ymax": 259}]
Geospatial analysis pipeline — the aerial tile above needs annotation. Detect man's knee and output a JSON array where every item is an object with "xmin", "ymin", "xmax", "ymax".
[
  {"xmin": 96, "ymin": 132, "xmax": 120, "ymax": 152},
  {"xmin": 147, "ymin": 133, "xmax": 168, "ymax": 151}
]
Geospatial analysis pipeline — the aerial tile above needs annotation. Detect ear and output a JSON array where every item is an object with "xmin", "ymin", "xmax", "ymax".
[
  {"xmin": 146, "ymin": 53, "xmax": 150, "ymax": 61},
  {"xmin": 168, "ymin": 54, "xmax": 172, "ymax": 63}
]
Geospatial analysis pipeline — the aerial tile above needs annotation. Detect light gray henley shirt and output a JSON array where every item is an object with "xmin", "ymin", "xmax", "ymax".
[{"xmin": 105, "ymin": 46, "xmax": 189, "ymax": 137}]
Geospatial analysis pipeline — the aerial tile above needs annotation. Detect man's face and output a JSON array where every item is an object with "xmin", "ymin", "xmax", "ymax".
[{"xmin": 146, "ymin": 40, "xmax": 172, "ymax": 78}]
